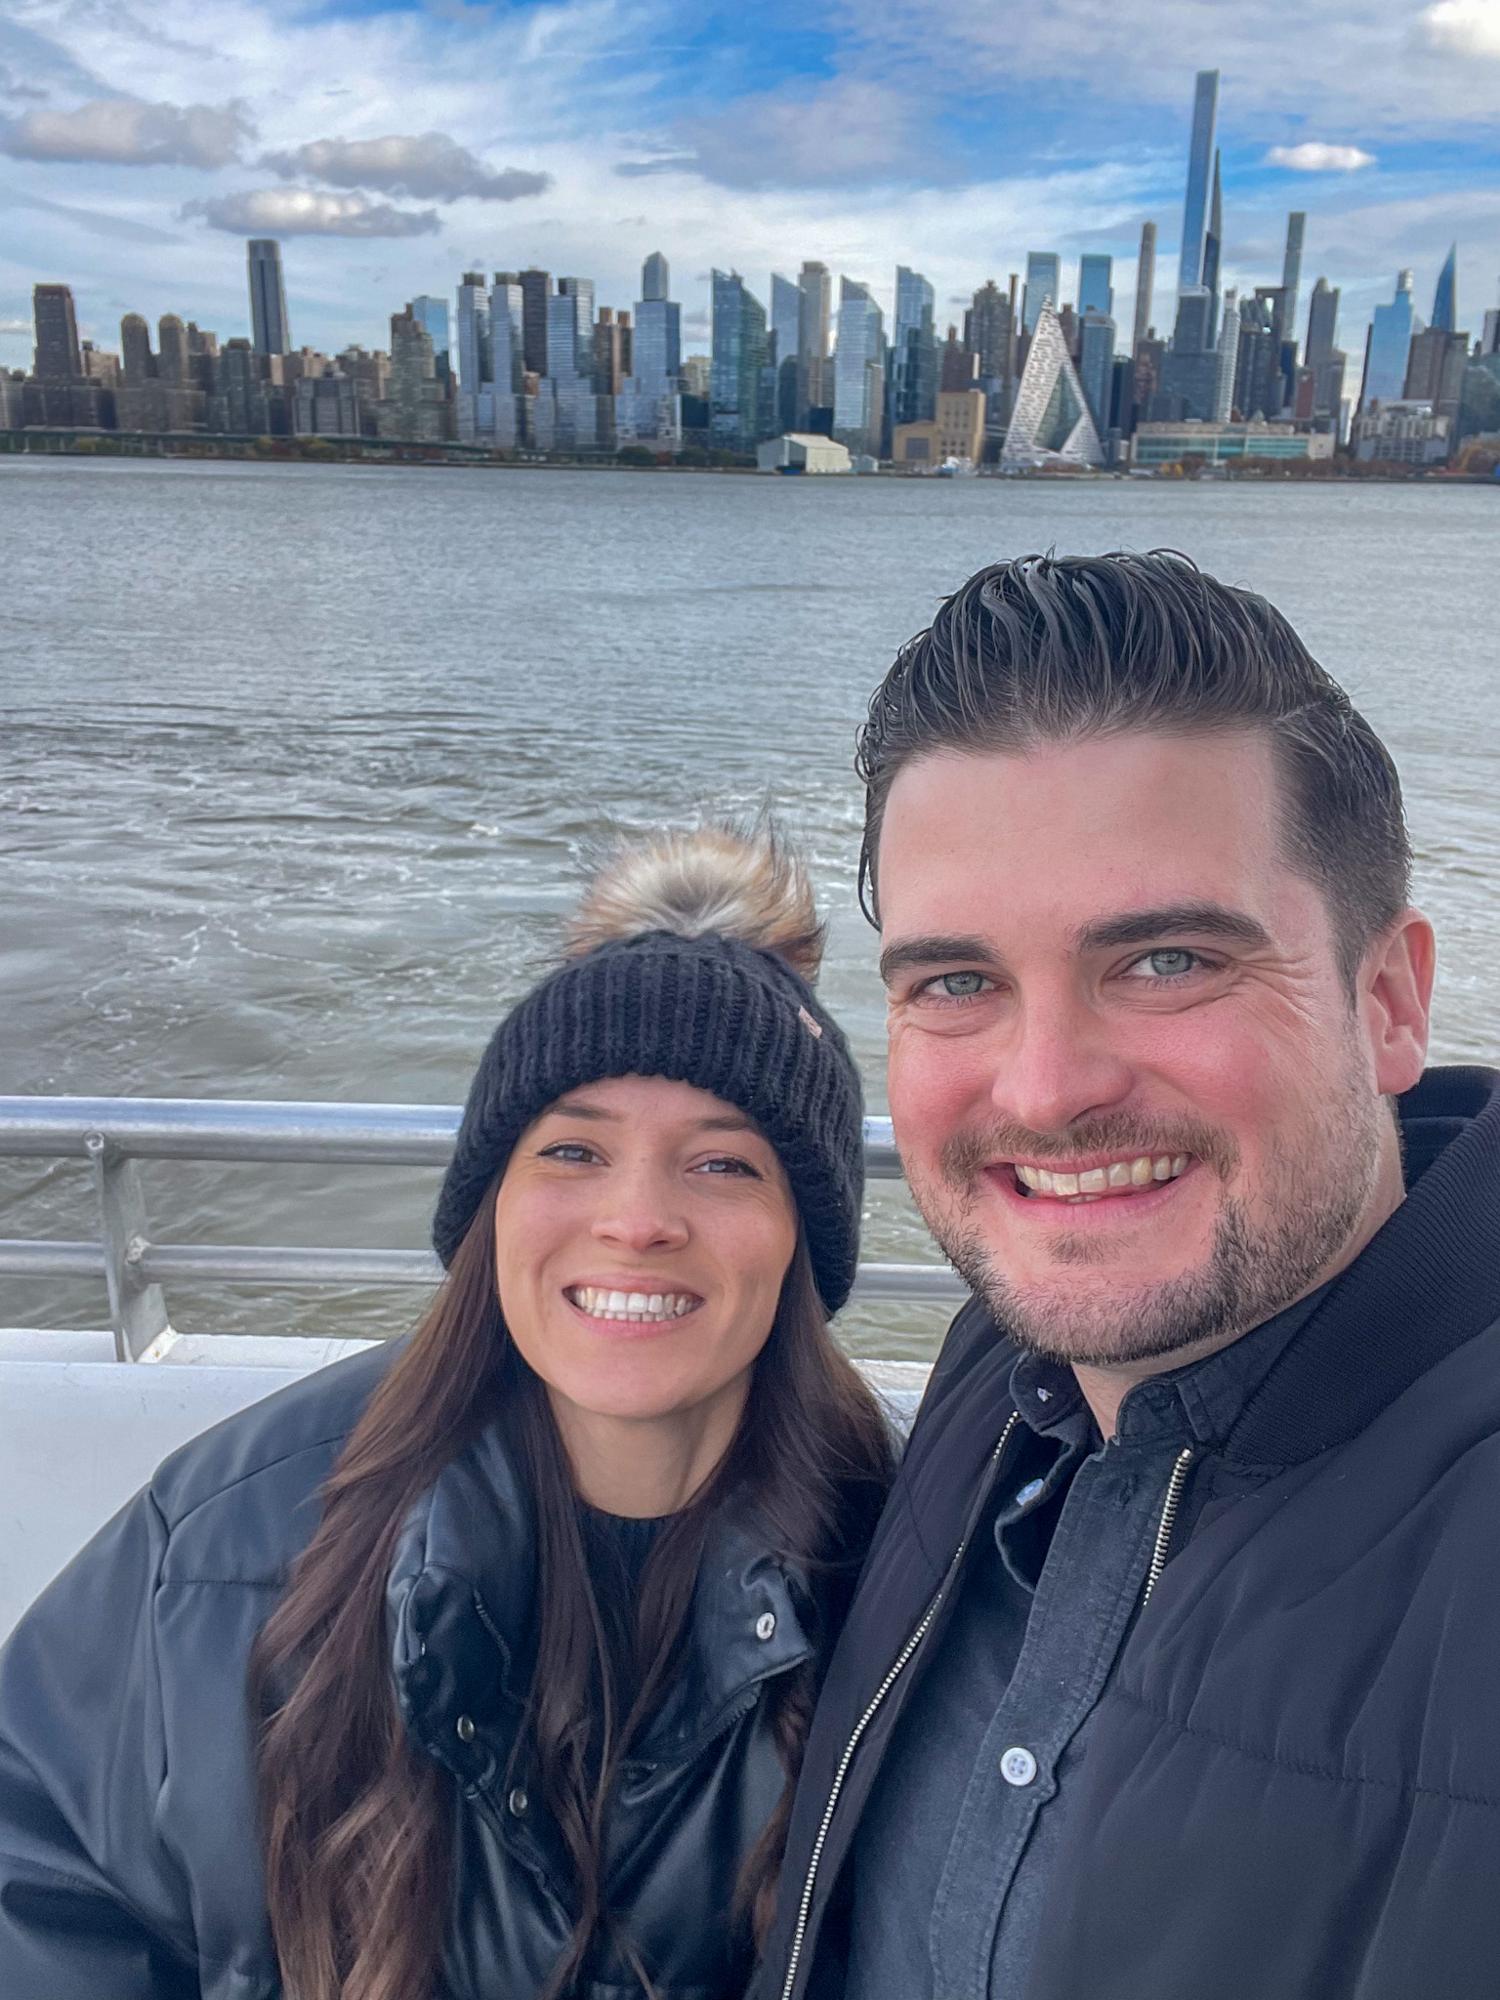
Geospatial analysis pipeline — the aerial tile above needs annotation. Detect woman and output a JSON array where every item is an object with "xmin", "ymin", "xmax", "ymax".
[{"xmin": 0, "ymin": 825, "xmax": 894, "ymax": 2000}]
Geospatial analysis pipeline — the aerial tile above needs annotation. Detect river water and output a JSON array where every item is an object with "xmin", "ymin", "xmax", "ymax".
[{"xmin": 2, "ymin": 459, "xmax": 1495, "ymax": 1359}]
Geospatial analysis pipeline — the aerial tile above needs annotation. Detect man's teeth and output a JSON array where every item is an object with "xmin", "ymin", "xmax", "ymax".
[
  {"xmin": 567, "ymin": 1287, "xmax": 700, "ymax": 1322},
  {"xmin": 1015, "ymin": 1154, "xmax": 1189, "ymax": 1201}
]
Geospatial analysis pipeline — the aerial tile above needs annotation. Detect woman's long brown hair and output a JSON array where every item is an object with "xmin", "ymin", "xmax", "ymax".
[{"xmin": 249, "ymin": 1186, "xmax": 894, "ymax": 2000}]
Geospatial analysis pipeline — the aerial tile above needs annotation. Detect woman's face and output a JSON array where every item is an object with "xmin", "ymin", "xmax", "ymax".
[{"xmin": 494, "ymin": 1074, "xmax": 798, "ymax": 1445}]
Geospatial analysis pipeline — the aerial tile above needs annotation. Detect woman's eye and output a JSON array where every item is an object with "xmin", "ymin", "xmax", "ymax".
[
  {"xmin": 696, "ymin": 1155, "xmax": 759, "ymax": 1177},
  {"xmin": 1129, "ymin": 949, "xmax": 1201, "ymax": 980},
  {"xmin": 539, "ymin": 1142, "xmax": 598, "ymax": 1164}
]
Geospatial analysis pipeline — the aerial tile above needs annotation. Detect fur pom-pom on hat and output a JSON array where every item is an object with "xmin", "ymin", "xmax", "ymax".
[
  {"xmin": 565, "ymin": 823, "xmax": 826, "ymax": 987},
  {"xmin": 432, "ymin": 822, "xmax": 864, "ymax": 1316}
]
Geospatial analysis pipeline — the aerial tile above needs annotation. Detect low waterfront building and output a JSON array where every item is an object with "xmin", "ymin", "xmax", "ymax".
[
  {"xmin": 1130, "ymin": 419, "xmax": 1335, "ymax": 467},
  {"xmin": 892, "ymin": 387, "xmax": 987, "ymax": 469},
  {"xmin": 1349, "ymin": 400, "xmax": 1452, "ymax": 466},
  {"xmin": 755, "ymin": 432, "xmax": 851, "ymax": 473}
]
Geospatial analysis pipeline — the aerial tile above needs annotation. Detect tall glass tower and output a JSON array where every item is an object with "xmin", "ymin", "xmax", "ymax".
[
  {"xmin": 1022, "ymin": 252, "xmax": 1062, "ymax": 333},
  {"xmin": 893, "ymin": 265, "xmax": 937, "ymax": 425},
  {"xmin": 247, "ymin": 239, "xmax": 290, "ymax": 355},
  {"xmin": 711, "ymin": 270, "xmax": 768, "ymax": 448},
  {"xmin": 1178, "ymin": 70, "xmax": 1219, "ymax": 294},
  {"xmin": 1360, "ymin": 271, "xmax": 1417, "ymax": 408},
  {"xmin": 1431, "ymin": 245, "xmax": 1457, "ymax": 333},
  {"xmin": 1079, "ymin": 255, "xmax": 1113, "ymax": 319}
]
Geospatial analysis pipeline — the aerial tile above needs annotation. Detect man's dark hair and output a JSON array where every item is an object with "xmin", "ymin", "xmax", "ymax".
[{"xmin": 856, "ymin": 550, "xmax": 1411, "ymax": 984}]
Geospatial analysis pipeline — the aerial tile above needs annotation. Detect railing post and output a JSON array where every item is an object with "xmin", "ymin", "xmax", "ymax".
[{"xmin": 86, "ymin": 1133, "xmax": 173, "ymax": 1362}]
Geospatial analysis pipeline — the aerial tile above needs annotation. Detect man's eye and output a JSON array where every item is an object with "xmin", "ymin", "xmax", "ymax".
[
  {"xmin": 1128, "ymin": 949, "xmax": 1201, "ymax": 980},
  {"xmin": 919, "ymin": 970, "xmax": 992, "ymax": 1001}
]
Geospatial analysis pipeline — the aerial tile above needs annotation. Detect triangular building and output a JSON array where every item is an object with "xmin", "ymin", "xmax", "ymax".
[{"xmin": 1001, "ymin": 302, "xmax": 1104, "ymax": 469}]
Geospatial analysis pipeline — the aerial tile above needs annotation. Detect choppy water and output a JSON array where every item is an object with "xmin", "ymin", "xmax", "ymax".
[{"xmin": 2, "ymin": 459, "xmax": 1495, "ymax": 1359}]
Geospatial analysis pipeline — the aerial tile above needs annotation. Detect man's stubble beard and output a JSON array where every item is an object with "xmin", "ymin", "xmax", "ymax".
[{"xmin": 911, "ymin": 1060, "xmax": 1386, "ymax": 1370}]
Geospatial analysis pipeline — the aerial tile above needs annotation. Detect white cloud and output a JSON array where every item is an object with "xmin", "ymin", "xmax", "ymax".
[
  {"xmin": 1418, "ymin": 0, "xmax": 1500, "ymax": 57},
  {"xmin": 0, "ymin": 313, "xmax": 31, "ymax": 333},
  {"xmin": 261, "ymin": 132, "xmax": 550, "ymax": 202},
  {"xmin": 1265, "ymin": 142, "xmax": 1376, "ymax": 171},
  {"xmin": 668, "ymin": 78, "xmax": 918, "ymax": 189},
  {"xmin": 0, "ymin": 95, "xmax": 252, "ymax": 167},
  {"xmin": 183, "ymin": 187, "xmax": 442, "ymax": 237}
]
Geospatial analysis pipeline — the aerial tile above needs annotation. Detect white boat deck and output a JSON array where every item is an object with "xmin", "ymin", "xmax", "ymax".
[{"xmin": 0, "ymin": 1329, "xmax": 929, "ymax": 1638}]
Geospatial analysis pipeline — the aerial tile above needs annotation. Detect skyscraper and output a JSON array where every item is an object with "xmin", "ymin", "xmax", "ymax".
[
  {"xmin": 1077, "ymin": 312, "xmax": 1116, "ymax": 435},
  {"xmin": 618, "ymin": 253, "xmax": 682, "ymax": 449},
  {"xmin": 711, "ymin": 270, "xmax": 768, "ymax": 448},
  {"xmin": 965, "ymin": 280, "xmax": 1012, "ymax": 384},
  {"xmin": 1078, "ymin": 255, "xmax": 1113, "ymax": 319},
  {"xmin": 1133, "ymin": 222, "xmax": 1157, "ymax": 351},
  {"xmin": 489, "ymin": 273, "xmax": 526, "ymax": 445},
  {"xmin": 158, "ymin": 315, "xmax": 189, "ymax": 386},
  {"xmin": 545, "ymin": 281, "xmax": 599, "ymax": 448},
  {"xmin": 518, "ymin": 270, "xmax": 551, "ymax": 376},
  {"xmin": 1280, "ymin": 213, "xmax": 1306, "ymax": 359},
  {"xmin": 642, "ymin": 252, "xmax": 669, "ymax": 305},
  {"xmin": 1213, "ymin": 288, "xmax": 1239, "ymax": 422},
  {"xmin": 1202, "ymin": 153, "xmax": 1223, "ymax": 343},
  {"xmin": 411, "ymin": 296, "xmax": 451, "ymax": 364},
  {"xmin": 833, "ymin": 277, "xmax": 885, "ymax": 454},
  {"xmin": 1431, "ymin": 244, "xmax": 1458, "ymax": 334},
  {"xmin": 454, "ymin": 274, "xmax": 492, "ymax": 441},
  {"xmin": 770, "ymin": 274, "xmax": 801, "ymax": 367},
  {"xmin": 120, "ymin": 314, "xmax": 155, "ymax": 384},
  {"xmin": 33, "ymin": 283, "xmax": 82, "ymax": 381},
  {"xmin": 893, "ymin": 266, "xmax": 937, "ymax": 426},
  {"xmin": 1022, "ymin": 252, "xmax": 1062, "ymax": 334},
  {"xmin": 797, "ymin": 262, "xmax": 832, "ymax": 421},
  {"xmin": 1360, "ymin": 270, "xmax": 1417, "ymax": 408},
  {"xmin": 247, "ymin": 239, "xmax": 290, "ymax": 355},
  {"xmin": 1178, "ymin": 70, "xmax": 1220, "ymax": 295}
]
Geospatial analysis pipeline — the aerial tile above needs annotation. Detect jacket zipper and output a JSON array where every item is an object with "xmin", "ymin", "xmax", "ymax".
[
  {"xmin": 1140, "ymin": 1446, "xmax": 1195, "ymax": 1611},
  {"xmin": 778, "ymin": 1411, "xmax": 1021, "ymax": 2000}
]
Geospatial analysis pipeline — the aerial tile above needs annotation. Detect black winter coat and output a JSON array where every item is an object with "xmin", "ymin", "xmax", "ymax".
[
  {"xmin": 752, "ymin": 1065, "xmax": 1500, "ymax": 2000},
  {"xmin": 0, "ymin": 1345, "xmax": 824, "ymax": 1999}
]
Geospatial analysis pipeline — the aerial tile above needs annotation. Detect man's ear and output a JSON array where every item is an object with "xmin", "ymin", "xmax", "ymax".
[{"xmin": 1363, "ymin": 909, "xmax": 1435, "ymax": 1098}]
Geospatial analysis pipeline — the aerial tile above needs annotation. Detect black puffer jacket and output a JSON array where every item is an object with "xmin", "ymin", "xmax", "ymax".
[
  {"xmin": 0, "ymin": 1345, "xmax": 823, "ymax": 1999},
  {"xmin": 753, "ymin": 1065, "xmax": 1500, "ymax": 2000}
]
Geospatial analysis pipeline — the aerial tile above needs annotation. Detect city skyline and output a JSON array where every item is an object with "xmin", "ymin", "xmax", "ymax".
[{"xmin": 2, "ymin": 0, "xmax": 1498, "ymax": 367}]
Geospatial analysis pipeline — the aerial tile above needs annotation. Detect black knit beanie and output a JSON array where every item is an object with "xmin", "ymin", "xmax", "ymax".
[{"xmin": 432, "ymin": 927, "xmax": 864, "ymax": 1315}]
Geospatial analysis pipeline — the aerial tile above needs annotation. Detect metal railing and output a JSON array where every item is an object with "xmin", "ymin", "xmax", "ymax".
[{"xmin": 0, "ymin": 1096, "xmax": 964, "ymax": 1361}]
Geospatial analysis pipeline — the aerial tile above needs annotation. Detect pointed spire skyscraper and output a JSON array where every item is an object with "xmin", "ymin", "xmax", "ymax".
[
  {"xmin": 1431, "ymin": 245, "xmax": 1458, "ymax": 333},
  {"xmin": 1178, "ymin": 70, "xmax": 1220, "ymax": 295}
]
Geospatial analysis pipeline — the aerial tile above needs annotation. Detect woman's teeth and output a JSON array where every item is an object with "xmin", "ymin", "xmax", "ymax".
[
  {"xmin": 567, "ymin": 1287, "xmax": 700, "ymax": 1322},
  {"xmin": 1015, "ymin": 1154, "xmax": 1190, "ymax": 1202}
]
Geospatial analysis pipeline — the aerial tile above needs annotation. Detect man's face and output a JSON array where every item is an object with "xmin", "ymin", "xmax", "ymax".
[{"xmin": 878, "ymin": 729, "xmax": 1422, "ymax": 1369}]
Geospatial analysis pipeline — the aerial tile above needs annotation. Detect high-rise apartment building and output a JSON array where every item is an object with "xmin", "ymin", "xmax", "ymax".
[
  {"xmin": 454, "ymin": 274, "xmax": 492, "ymax": 441},
  {"xmin": 518, "ymin": 270, "xmax": 551, "ymax": 376},
  {"xmin": 1431, "ymin": 244, "xmax": 1458, "ymax": 334},
  {"xmin": 158, "ymin": 315, "xmax": 189, "ymax": 386},
  {"xmin": 711, "ymin": 270, "xmax": 768, "ymax": 449},
  {"xmin": 1077, "ymin": 311, "xmax": 1116, "ymax": 435},
  {"xmin": 1280, "ymin": 213, "xmax": 1306, "ymax": 359},
  {"xmin": 832, "ymin": 277, "xmax": 885, "ymax": 455},
  {"xmin": 770, "ymin": 273, "xmax": 800, "ymax": 366},
  {"xmin": 411, "ymin": 296, "xmax": 451, "ymax": 364},
  {"xmin": 541, "ymin": 282, "xmax": 599, "ymax": 449},
  {"xmin": 1178, "ymin": 70, "xmax": 1219, "ymax": 294},
  {"xmin": 120, "ymin": 314, "xmax": 154, "ymax": 383},
  {"xmin": 1360, "ymin": 271, "xmax": 1417, "ymax": 408},
  {"xmin": 618, "ymin": 252, "xmax": 683, "ymax": 449},
  {"xmin": 32, "ymin": 284, "xmax": 82, "ymax": 381},
  {"xmin": 1133, "ymin": 222, "xmax": 1157, "ymax": 351},
  {"xmin": 965, "ymin": 280, "xmax": 1012, "ymax": 384},
  {"xmin": 1202, "ymin": 154, "xmax": 1223, "ymax": 343},
  {"xmin": 1079, "ymin": 255, "xmax": 1113, "ymax": 320},
  {"xmin": 1022, "ymin": 252, "xmax": 1061, "ymax": 334},
  {"xmin": 796, "ymin": 262, "xmax": 832, "ymax": 422},
  {"xmin": 376, "ymin": 306, "xmax": 448, "ymax": 442},
  {"xmin": 247, "ymin": 239, "xmax": 290, "ymax": 355},
  {"xmin": 893, "ymin": 266, "xmax": 937, "ymax": 426},
  {"xmin": 642, "ymin": 252, "xmax": 669, "ymax": 304}
]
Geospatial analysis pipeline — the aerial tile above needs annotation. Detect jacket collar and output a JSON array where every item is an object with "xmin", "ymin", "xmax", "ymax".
[
  {"xmin": 385, "ymin": 1419, "xmax": 814, "ymax": 1782},
  {"xmin": 1224, "ymin": 1064, "xmax": 1500, "ymax": 1468}
]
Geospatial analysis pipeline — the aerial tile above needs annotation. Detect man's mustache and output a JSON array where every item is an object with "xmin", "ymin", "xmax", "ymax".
[{"xmin": 938, "ymin": 1118, "xmax": 1241, "ymax": 1187}]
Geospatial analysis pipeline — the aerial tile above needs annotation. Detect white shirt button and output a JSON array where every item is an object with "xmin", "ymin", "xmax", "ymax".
[
  {"xmin": 1000, "ymin": 1745, "xmax": 1038, "ymax": 1787},
  {"xmin": 755, "ymin": 1611, "xmax": 777, "ymax": 1641}
]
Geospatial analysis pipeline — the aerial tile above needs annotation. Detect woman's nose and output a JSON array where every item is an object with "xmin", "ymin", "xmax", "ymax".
[{"xmin": 590, "ymin": 1179, "xmax": 690, "ymax": 1253}]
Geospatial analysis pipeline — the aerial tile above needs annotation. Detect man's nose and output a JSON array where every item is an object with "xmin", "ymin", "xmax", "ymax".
[
  {"xmin": 989, "ymin": 997, "xmax": 1135, "ymax": 1137},
  {"xmin": 590, "ymin": 1173, "xmax": 690, "ymax": 1253}
]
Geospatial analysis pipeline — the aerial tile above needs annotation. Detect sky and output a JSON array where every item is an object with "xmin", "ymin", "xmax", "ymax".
[{"xmin": 1, "ymin": 0, "xmax": 1498, "ymax": 369}]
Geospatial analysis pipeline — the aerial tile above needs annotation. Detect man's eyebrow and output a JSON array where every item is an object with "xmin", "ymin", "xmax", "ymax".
[
  {"xmin": 1074, "ymin": 904, "xmax": 1273, "ymax": 954},
  {"xmin": 879, "ymin": 935, "xmax": 996, "ymax": 986}
]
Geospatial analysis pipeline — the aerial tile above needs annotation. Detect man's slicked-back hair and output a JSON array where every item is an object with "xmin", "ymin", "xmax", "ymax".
[{"xmin": 856, "ymin": 550, "xmax": 1411, "ymax": 984}]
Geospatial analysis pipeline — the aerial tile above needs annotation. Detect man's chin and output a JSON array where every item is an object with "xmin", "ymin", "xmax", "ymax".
[{"xmin": 957, "ymin": 1254, "xmax": 1253, "ymax": 1371}]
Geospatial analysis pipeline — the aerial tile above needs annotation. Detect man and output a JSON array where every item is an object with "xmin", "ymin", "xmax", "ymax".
[{"xmin": 753, "ymin": 551, "xmax": 1500, "ymax": 2000}]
